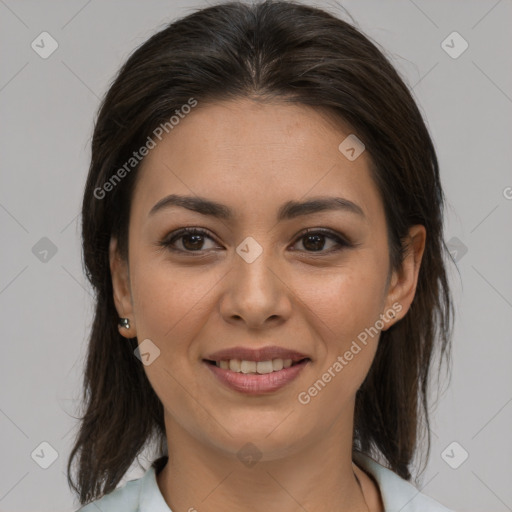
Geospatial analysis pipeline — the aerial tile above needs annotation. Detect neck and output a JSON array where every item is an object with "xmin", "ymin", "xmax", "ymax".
[{"xmin": 156, "ymin": 412, "xmax": 370, "ymax": 512}]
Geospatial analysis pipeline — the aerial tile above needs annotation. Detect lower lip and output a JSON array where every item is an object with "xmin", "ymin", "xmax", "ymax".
[{"xmin": 204, "ymin": 360, "xmax": 310, "ymax": 395}]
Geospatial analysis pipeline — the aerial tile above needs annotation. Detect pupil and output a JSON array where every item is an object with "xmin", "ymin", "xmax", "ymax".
[
  {"xmin": 304, "ymin": 234, "xmax": 324, "ymax": 251},
  {"xmin": 183, "ymin": 234, "xmax": 203, "ymax": 250}
]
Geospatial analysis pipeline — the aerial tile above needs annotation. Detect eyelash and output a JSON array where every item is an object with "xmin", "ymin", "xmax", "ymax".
[{"xmin": 158, "ymin": 227, "xmax": 352, "ymax": 256}]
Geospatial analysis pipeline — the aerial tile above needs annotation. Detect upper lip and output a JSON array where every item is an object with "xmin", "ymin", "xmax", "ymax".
[{"xmin": 204, "ymin": 346, "xmax": 311, "ymax": 363}]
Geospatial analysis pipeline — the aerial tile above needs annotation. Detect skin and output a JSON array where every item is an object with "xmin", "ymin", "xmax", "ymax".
[{"xmin": 110, "ymin": 97, "xmax": 426, "ymax": 512}]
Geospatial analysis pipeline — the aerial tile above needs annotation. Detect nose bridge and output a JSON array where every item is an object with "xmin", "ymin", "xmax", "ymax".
[
  {"xmin": 233, "ymin": 234, "xmax": 277, "ymax": 296},
  {"xmin": 221, "ymin": 234, "xmax": 290, "ymax": 326}
]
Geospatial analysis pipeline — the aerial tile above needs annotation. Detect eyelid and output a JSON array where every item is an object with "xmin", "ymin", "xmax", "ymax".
[
  {"xmin": 159, "ymin": 227, "xmax": 219, "ymax": 253},
  {"xmin": 158, "ymin": 226, "xmax": 354, "ymax": 255},
  {"xmin": 295, "ymin": 227, "xmax": 352, "ymax": 247}
]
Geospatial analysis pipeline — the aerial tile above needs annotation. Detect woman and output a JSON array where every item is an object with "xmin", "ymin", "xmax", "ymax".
[{"xmin": 68, "ymin": 1, "xmax": 455, "ymax": 510}]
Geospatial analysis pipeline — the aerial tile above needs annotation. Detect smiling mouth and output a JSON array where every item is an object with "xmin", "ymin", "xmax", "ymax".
[{"xmin": 203, "ymin": 358, "xmax": 311, "ymax": 374}]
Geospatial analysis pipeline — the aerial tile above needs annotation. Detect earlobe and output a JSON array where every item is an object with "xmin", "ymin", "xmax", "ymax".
[
  {"xmin": 109, "ymin": 237, "xmax": 136, "ymax": 338},
  {"xmin": 382, "ymin": 225, "xmax": 426, "ymax": 330}
]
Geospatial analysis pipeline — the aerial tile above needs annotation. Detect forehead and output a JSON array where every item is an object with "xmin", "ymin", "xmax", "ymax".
[{"xmin": 132, "ymin": 98, "xmax": 383, "ymax": 224}]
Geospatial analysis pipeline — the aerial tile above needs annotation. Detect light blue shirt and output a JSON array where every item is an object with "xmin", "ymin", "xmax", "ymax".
[{"xmin": 76, "ymin": 452, "xmax": 454, "ymax": 511}]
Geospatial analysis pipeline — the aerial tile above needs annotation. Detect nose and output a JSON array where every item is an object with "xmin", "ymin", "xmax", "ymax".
[{"xmin": 219, "ymin": 245, "xmax": 292, "ymax": 330}]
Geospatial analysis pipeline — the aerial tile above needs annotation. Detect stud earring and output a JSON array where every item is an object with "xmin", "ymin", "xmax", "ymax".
[{"xmin": 118, "ymin": 317, "xmax": 131, "ymax": 329}]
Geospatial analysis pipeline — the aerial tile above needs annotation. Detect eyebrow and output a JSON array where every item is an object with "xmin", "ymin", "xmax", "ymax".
[{"xmin": 148, "ymin": 194, "xmax": 366, "ymax": 221}]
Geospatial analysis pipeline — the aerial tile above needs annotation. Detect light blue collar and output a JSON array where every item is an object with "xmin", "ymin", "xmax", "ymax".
[
  {"xmin": 352, "ymin": 451, "xmax": 453, "ymax": 511},
  {"xmin": 137, "ymin": 452, "xmax": 453, "ymax": 512}
]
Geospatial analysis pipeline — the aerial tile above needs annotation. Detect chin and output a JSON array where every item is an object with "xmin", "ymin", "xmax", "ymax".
[{"xmin": 208, "ymin": 416, "xmax": 313, "ymax": 461}]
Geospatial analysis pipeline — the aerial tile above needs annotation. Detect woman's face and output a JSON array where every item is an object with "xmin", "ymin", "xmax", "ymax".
[{"xmin": 110, "ymin": 97, "xmax": 425, "ymax": 461}]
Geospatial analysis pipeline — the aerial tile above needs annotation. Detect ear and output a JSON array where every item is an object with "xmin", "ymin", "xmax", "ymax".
[
  {"xmin": 381, "ymin": 224, "xmax": 426, "ymax": 330},
  {"xmin": 109, "ymin": 237, "xmax": 137, "ymax": 338}
]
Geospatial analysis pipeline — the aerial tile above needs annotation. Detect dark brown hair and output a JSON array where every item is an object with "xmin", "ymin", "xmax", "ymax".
[{"xmin": 68, "ymin": 0, "xmax": 454, "ymax": 505}]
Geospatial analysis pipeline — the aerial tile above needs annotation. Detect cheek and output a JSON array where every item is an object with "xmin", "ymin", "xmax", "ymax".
[
  {"xmin": 130, "ymin": 257, "xmax": 224, "ymax": 351},
  {"xmin": 291, "ymin": 258, "xmax": 387, "ymax": 395},
  {"xmin": 295, "ymin": 260, "xmax": 387, "ymax": 343},
  {"xmin": 293, "ymin": 271, "xmax": 384, "ymax": 415},
  {"xmin": 128, "ymin": 259, "xmax": 219, "ymax": 420}
]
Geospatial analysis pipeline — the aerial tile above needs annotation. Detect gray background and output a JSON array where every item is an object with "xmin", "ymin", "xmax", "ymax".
[{"xmin": 1, "ymin": 0, "xmax": 511, "ymax": 511}]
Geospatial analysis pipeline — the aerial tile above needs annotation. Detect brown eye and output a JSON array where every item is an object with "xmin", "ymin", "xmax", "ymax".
[
  {"xmin": 161, "ymin": 228, "xmax": 219, "ymax": 253},
  {"xmin": 180, "ymin": 232, "xmax": 207, "ymax": 251},
  {"xmin": 292, "ymin": 229, "xmax": 351, "ymax": 254},
  {"xmin": 159, "ymin": 227, "xmax": 352, "ymax": 256}
]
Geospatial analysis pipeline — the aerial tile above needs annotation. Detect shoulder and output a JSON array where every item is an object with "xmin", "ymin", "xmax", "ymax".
[
  {"xmin": 73, "ymin": 460, "xmax": 171, "ymax": 512},
  {"xmin": 353, "ymin": 452, "xmax": 455, "ymax": 512},
  {"xmin": 74, "ymin": 472, "xmax": 144, "ymax": 512}
]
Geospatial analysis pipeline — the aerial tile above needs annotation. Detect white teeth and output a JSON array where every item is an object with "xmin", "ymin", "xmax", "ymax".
[
  {"xmin": 213, "ymin": 357, "xmax": 304, "ymax": 374},
  {"xmin": 240, "ymin": 360, "xmax": 257, "ymax": 374},
  {"xmin": 272, "ymin": 358, "xmax": 284, "ymax": 371},
  {"xmin": 256, "ymin": 360, "xmax": 274, "ymax": 374},
  {"xmin": 229, "ymin": 359, "xmax": 241, "ymax": 372}
]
